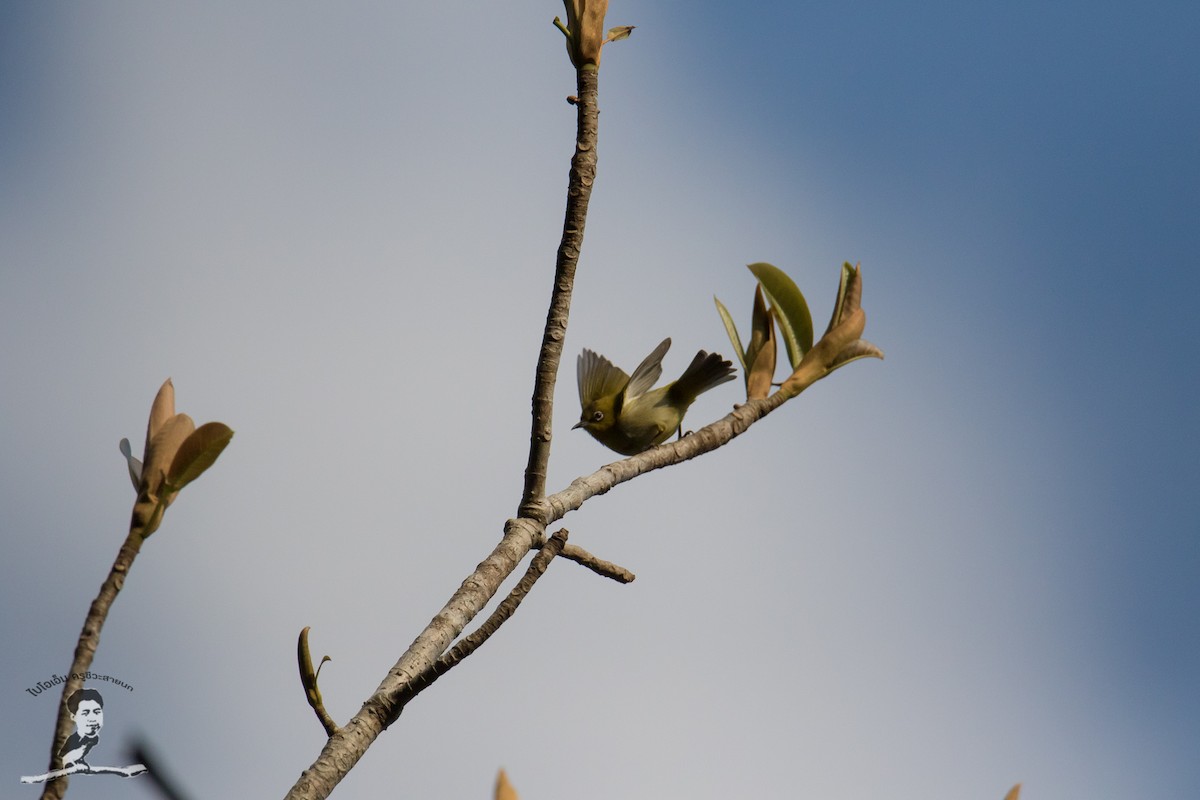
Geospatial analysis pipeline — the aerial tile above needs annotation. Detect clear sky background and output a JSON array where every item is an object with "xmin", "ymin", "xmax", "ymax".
[{"xmin": 2, "ymin": 3, "xmax": 1197, "ymax": 799}]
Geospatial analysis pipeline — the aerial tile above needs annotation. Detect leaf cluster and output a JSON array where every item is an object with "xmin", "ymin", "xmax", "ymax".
[{"xmin": 716, "ymin": 262, "xmax": 884, "ymax": 401}]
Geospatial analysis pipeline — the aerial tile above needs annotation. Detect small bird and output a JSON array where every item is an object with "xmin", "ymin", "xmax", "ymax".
[{"xmin": 574, "ymin": 338, "xmax": 736, "ymax": 455}]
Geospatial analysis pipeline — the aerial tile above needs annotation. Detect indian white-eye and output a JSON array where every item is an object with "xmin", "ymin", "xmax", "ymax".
[{"xmin": 573, "ymin": 338, "xmax": 736, "ymax": 455}]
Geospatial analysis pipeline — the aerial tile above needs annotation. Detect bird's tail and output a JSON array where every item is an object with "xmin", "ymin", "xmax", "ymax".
[{"xmin": 670, "ymin": 350, "xmax": 737, "ymax": 405}]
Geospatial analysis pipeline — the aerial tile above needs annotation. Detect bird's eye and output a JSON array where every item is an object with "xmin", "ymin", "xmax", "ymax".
[{"xmin": 591, "ymin": 411, "xmax": 604, "ymax": 422}]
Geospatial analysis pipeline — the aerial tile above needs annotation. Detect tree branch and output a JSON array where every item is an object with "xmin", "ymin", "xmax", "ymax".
[
  {"xmin": 542, "ymin": 305, "xmax": 870, "ymax": 524},
  {"xmin": 396, "ymin": 530, "xmax": 570, "ymax": 705},
  {"xmin": 532, "ymin": 533, "xmax": 636, "ymax": 583},
  {"xmin": 38, "ymin": 531, "xmax": 145, "ymax": 800},
  {"xmin": 281, "ymin": 26, "xmax": 875, "ymax": 795},
  {"xmin": 40, "ymin": 380, "xmax": 231, "ymax": 800},
  {"xmin": 519, "ymin": 67, "xmax": 600, "ymax": 520},
  {"xmin": 284, "ymin": 66, "xmax": 605, "ymax": 800},
  {"xmin": 283, "ymin": 517, "xmax": 545, "ymax": 799}
]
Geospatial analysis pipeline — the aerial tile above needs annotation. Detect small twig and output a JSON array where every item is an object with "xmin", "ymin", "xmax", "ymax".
[
  {"xmin": 531, "ymin": 533, "xmax": 635, "ymax": 583},
  {"xmin": 398, "ymin": 530, "xmax": 570, "ymax": 705}
]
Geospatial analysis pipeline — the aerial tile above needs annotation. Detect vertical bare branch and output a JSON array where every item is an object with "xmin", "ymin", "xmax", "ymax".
[
  {"xmin": 519, "ymin": 68, "xmax": 600, "ymax": 520},
  {"xmin": 284, "ymin": 66, "xmax": 605, "ymax": 800}
]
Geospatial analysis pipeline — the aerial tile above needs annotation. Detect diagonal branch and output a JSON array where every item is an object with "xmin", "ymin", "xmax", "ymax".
[
  {"xmin": 541, "ymin": 304, "xmax": 871, "ymax": 524},
  {"xmin": 542, "ymin": 397, "xmax": 781, "ymax": 525},
  {"xmin": 282, "ymin": 276, "xmax": 870, "ymax": 800},
  {"xmin": 285, "ymin": 517, "xmax": 546, "ymax": 800},
  {"xmin": 396, "ymin": 529, "xmax": 570, "ymax": 706}
]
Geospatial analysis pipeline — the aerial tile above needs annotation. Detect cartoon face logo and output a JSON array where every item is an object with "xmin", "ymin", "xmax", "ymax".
[
  {"xmin": 73, "ymin": 698, "xmax": 104, "ymax": 739},
  {"xmin": 21, "ymin": 684, "xmax": 147, "ymax": 784},
  {"xmin": 60, "ymin": 688, "xmax": 105, "ymax": 767}
]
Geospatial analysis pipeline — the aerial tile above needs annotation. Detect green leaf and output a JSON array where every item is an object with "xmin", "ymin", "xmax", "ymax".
[
  {"xmin": 747, "ymin": 262, "xmax": 813, "ymax": 369},
  {"xmin": 297, "ymin": 626, "xmax": 339, "ymax": 737},
  {"xmin": 298, "ymin": 627, "xmax": 323, "ymax": 707},
  {"xmin": 166, "ymin": 421, "xmax": 234, "ymax": 493},
  {"xmin": 713, "ymin": 295, "xmax": 748, "ymax": 375}
]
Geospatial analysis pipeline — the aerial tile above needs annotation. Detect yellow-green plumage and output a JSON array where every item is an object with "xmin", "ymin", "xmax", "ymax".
[{"xmin": 574, "ymin": 338, "xmax": 736, "ymax": 455}]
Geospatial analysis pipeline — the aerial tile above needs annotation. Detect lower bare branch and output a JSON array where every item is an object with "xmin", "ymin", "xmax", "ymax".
[
  {"xmin": 284, "ymin": 516, "xmax": 546, "ymax": 799},
  {"xmin": 399, "ymin": 529, "xmax": 571, "ymax": 705}
]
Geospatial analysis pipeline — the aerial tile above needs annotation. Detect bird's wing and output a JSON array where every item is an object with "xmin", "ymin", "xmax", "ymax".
[
  {"xmin": 578, "ymin": 349, "xmax": 630, "ymax": 405},
  {"xmin": 624, "ymin": 338, "xmax": 671, "ymax": 402}
]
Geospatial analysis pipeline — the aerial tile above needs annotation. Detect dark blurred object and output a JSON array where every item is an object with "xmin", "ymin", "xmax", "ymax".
[{"xmin": 127, "ymin": 737, "xmax": 193, "ymax": 800}]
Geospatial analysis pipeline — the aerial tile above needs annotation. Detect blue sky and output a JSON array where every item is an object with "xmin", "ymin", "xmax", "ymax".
[{"xmin": 2, "ymin": 3, "xmax": 1197, "ymax": 799}]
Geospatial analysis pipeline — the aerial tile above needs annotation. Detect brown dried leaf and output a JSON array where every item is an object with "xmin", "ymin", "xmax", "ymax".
[
  {"xmin": 826, "ymin": 262, "xmax": 854, "ymax": 334},
  {"xmin": 142, "ymin": 413, "xmax": 195, "ymax": 500},
  {"xmin": 747, "ymin": 305, "xmax": 777, "ymax": 400},
  {"xmin": 562, "ymin": 0, "xmax": 609, "ymax": 67},
  {"xmin": 495, "ymin": 768, "xmax": 520, "ymax": 800},
  {"xmin": 146, "ymin": 378, "xmax": 176, "ymax": 448},
  {"xmin": 826, "ymin": 338, "xmax": 885, "ymax": 374},
  {"xmin": 842, "ymin": 262, "xmax": 863, "ymax": 319}
]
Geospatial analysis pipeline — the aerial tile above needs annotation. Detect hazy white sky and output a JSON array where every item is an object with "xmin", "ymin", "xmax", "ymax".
[{"xmin": 3, "ymin": 3, "xmax": 1197, "ymax": 799}]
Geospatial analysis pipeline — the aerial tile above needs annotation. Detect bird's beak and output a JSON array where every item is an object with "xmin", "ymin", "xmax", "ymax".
[{"xmin": 572, "ymin": 420, "xmax": 585, "ymax": 430}]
